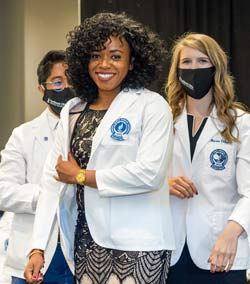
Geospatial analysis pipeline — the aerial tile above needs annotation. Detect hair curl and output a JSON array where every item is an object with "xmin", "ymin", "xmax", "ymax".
[
  {"xmin": 166, "ymin": 33, "xmax": 247, "ymax": 143},
  {"xmin": 66, "ymin": 12, "xmax": 166, "ymax": 103}
]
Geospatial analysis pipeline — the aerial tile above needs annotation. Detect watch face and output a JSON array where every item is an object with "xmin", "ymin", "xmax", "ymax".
[{"xmin": 76, "ymin": 170, "xmax": 86, "ymax": 185}]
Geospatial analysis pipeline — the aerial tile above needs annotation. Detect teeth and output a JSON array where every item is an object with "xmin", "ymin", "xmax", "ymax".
[{"xmin": 98, "ymin": 73, "xmax": 114, "ymax": 79}]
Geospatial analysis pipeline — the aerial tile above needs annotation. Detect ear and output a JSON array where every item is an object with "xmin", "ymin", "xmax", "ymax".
[
  {"xmin": 129, "ymin": 57, "xmax": 135, "ymax": 71},
  {"xmin": 38, "ymin": 84, "xmax": 45, "ymax": 95}
]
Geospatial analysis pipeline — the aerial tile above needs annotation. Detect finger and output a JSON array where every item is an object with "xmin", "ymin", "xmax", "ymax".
[
  {"xmin": 57, "ymin": 155, "xmax": 63, "ymax": 164},
  {"xmin": 208, "ymin": 256, "xmax": 217, "ymax": 273},
  {"xmin": 37, "ymin": 272, "xmax": 44, "ymax": 283},
  {"xmin": 171, "ymin": 189, "xmax": 186, "ymax": 199},
  {"xmin": 188, "ymin": 181, "xmax": 198, "ymax": 195},
  {"xmin": 53, "ymin": 175, "xmax": 60, "ymax": 181},
  {"xmin": 226, "ymin": 254, "xmax": 235, "ymax": 272},
  {"xmin": 24, "ymin": 265, "xmax": 35, "ymax": 283},
  {"xmin": 179, "ymin": 177, "xmax": 198, "ymax": 196},
  {"xmin": 215, "ymin": 253, "xmax": 226, "ymax": 272},
  {"xmin": 68, "ymin": 152, "xmax": 79, "ymax": 167},
  {"xmin": 173, "ymin": 183, "xmax": 193, "ymax": 198},
  {"xmin": 68, "ymin": 152, "xmax": 74, "ymax": 160}
]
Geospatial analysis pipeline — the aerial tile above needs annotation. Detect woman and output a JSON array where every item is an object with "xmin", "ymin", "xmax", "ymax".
[
  {"xmin": 24, "ymin": 12, "xmax": 175, "ymax": 284},
  {"xmin": 166, "ymin": 33, "xmax": 250, "ymax": 284}
]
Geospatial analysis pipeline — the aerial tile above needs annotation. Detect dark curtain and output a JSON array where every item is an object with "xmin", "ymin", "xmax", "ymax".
[{"xmin": 81, "ymin": 0, "xmax": 250, "ymax": 107}]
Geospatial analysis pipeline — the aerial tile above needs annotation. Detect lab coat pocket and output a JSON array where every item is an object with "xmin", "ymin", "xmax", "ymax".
[
  {"xmin": 5, "ymin": 214, "xmax": 33, "ymax": 270},
  {"xmin": 109, "ymin": 194, "xmax": 160, "ymax": 249},
  {"xmin": 208, "ymin": 210, "xmax": 231, "ymax": 242}
]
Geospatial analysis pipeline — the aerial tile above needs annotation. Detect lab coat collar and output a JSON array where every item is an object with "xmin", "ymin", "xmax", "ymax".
[
  {"xmin": 174, "ymin": 104, "xmax": 223, "ymax": 162},
  {"xmin": 174, "ymin": 107, "xmax": 191, "ymax": 163},
  {"xmin": 192, "ymin": 105, "xmax": 221, "ymax": 160},
  {"xmin": 60, "ymin": 97, "xmax": 86, "ymax": 157}
]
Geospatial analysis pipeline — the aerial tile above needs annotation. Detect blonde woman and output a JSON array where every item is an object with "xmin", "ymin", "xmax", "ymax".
[{"xmin": 166, "ymin": 33, "xmax": 250, "ymax": 283}]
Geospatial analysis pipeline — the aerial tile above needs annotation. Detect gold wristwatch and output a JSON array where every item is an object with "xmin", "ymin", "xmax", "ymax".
[{"xmin": 75, "ymin": 169, "xmax": 86, "ymax": 185}]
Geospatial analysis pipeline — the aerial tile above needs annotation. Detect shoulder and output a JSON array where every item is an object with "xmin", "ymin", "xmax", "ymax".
[
  {"xmin": 129, "ymin": 88, "xmax": 171, "ymax": 113},
  {"xmin": 235, "ymin": 108, "xmax": 250, "ymax": 133},
  {"xmin": 11, "ymin": 111, "xmax": 46, "ymax": 135},
  {"xmin": 61, "ymin": 97, "xmax": 85, "ymax": 116}
]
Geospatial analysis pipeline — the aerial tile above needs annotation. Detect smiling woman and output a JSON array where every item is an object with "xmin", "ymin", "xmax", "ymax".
[
  {"xmin": 88, "ymin": 36, "xmax": 133, "ymax": 99},
  {"xmin": 24, "ymin": 12, "xmax": 175, "ymax": 284}
]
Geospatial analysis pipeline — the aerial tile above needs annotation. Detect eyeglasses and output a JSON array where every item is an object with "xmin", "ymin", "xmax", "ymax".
[{"xmin": 43, "ymin": 80, "xmax": 72, "ymax": 92}]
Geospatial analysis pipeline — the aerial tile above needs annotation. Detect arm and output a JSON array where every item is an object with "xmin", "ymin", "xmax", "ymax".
[
  {"xmin": 24, "ymin": 250, "xmax": 44, "ymax": 284},
  {"xmin": 25, "ymin": 122, "xmax": 66, "ymax": 281},
  {"xmin": 209, "ymin": 113, "xmax": 250, "ymax": 272},
  {"xmin": 0, "ymin": 128, "xmax": 40, "ymax": 213},
  {"xmin": 55, "ymin": 97, "xmax": 173, "ymax": 196},
  {"xmin": 96, "ymin": 98, "xmax": 173, "ymax": 196},
  {"xmin": 208, "ymin": 220, "xmax": 243, "ymax": 273}
]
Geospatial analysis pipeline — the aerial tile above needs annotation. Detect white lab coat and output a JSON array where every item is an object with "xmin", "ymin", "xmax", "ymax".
[
  {"xmin": 0, "ymin": 109, "xmax": 60, "ymax": 278},
  {"xmin": 169, "ymin": 105, "xmax": 250, "ymax": 269},
  {"xmin": 0, "ymin": 212, "xmax": 13, "ymax": 283},
  {"xmin": 31, "ymin": 88, "xmax": 175, "ymax": 272}
]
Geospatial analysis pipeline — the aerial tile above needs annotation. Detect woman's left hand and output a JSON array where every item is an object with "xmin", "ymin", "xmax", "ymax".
[
  {"xmin": 54, "ymin": 152, "xmax": 80, "ymax": 184},
  {"xmin": 208, "ymin": 221, "xmax": 243, "ymax": 273}
]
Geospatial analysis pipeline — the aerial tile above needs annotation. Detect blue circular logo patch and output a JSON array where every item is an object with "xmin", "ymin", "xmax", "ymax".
[
  {"xmin": 210, "ymin": 149, "xmax": 228, "ymax": 170},
  {"xmin": 111, "ymin": 118, "xmax": 131, "ymax": 141}
]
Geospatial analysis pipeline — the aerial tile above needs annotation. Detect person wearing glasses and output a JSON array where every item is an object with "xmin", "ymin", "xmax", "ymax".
[{"xmin": 0, "ymin": 50, "xmax": 75, "ymax": 284}]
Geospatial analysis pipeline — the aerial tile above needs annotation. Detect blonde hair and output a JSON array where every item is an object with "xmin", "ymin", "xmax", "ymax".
[{"xmin": 166, "ymin": 32, "xmax": 246, "ymax": 143}]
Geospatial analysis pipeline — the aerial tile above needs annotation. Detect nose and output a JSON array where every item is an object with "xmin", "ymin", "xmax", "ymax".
[
  {"xmin": 99, "ymin": 56, "xmax": 110, "ymax": 68},
  {"xmin": 190, "ymin": 61, "xmax": 200, "ymax": 69}
]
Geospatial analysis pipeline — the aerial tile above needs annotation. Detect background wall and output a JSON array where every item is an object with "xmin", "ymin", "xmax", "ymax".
[{"xmin": 0, "ymin": 0, "xmax": 79, "ymax": 150}]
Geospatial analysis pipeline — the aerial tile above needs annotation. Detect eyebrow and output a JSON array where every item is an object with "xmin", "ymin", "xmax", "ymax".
[
  {"xmin": 110, "ymin": 49, "xmax": 124, "ymax": 53},
  {"xmin": 92, "ymin": 49, "xmax": 124, "ymax": 53},
  {"xmin": 49, "ymin": 76, "xmax": 64, "ymax": 81},
  {"xmin": 181, "ymin": 56, "xmax": 209, "ymax": 60}
]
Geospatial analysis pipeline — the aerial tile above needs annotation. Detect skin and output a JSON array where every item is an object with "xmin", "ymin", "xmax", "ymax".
[
  {"xmin": 24, "ymin": 62, "xmax": 71, "ymax": 284},
  {"xmin": 38, "ymin": 62, "xmax": 71, "ymax": 117},
  {"xmin": 25, "ymin": 36, "xmax": 133, "ymax": 283},
  {"xmin": 54, "ymin": 35, "xmax": 133, "ymax": 188},
  {"xmin": 169, "ymin": 46, "xmax": 244, "ymax": 273}
]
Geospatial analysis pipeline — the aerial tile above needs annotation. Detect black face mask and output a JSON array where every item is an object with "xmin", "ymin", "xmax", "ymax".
[
  {"xmin": 177, "ymin": 67, "xmax": 215, "ymax": 99},
  {"xmin": 43, "ymin": 88, "xmax": 75, "ymax": 115}
]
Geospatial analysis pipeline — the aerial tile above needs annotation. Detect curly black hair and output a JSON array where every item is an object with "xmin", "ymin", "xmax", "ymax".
[{"xmin": 66, "ymin": 12, "xmax": 167, "ymax": 103}]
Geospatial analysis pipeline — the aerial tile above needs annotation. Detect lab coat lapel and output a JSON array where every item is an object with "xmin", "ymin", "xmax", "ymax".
[
  {"xmin": 192, "ymin": 106, "xmax": 222, "ymax": 161},
  {"xmin": 60, "ymin": 97, "xmax": 85, "ymax": 157},
  {"xmin": 90, "ymin": 89, "xmax": 139, "ymax": 157},
  {"xmin": 174, "ymin": 108, "xmax": 191, "ymax": 162},
  {"xmin": 33, "ymin": 110, "xmax": 54, "ymax": 154}
]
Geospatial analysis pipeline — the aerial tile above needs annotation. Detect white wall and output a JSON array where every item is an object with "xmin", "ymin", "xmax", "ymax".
[
  {"xmin": 0, "ymin": 0, "xmax": 25, "ymax": 150},
  {"xmin": 0, "ymin": 0, "xmax": 80, "ymax": 150},
  {"xmin": 24, "ymin": 0, "xmax": 80, "ymax": 121}
]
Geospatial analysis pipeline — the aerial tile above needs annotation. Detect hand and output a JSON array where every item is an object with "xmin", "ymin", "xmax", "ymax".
[
  {"xmin": 208, "ymin": 221, "xmax": 243, "ymax": 273},
  {"xmin": 54, "ymin": 152, "xmax": 80, "ymax": 184},
  {"xmin": 24, "ymin": 254, "xmax": 44, "ymax": 283},
  {"xmin": 168, "ymin": 176, "xmax": 198, "ymax": 198}
]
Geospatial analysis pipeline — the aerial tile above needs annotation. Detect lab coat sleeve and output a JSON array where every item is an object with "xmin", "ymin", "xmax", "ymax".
[
  {"xmin": 30, "ymin": 121, "xmax": 65, "ymax": 250},
  {"xmin": 0, "ymin": 128, "xmax": 40, "ymax": 214},
  {"xmin": 96, "ymin": 98, "xmax": 173, "ymax": 197},
  {"xmin": 228, "ymin": 113, "xmax": 250, "ymax": 236}
]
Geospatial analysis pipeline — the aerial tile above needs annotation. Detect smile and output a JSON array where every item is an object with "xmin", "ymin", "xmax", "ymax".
[{"xmin": 97, "ymin": 73, "xmax": 115, "ymax": 80}]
